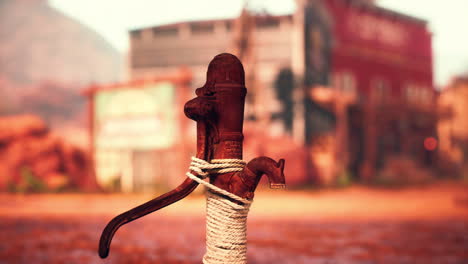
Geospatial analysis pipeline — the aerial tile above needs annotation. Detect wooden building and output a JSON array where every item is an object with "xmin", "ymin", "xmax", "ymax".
[{"xmin": 115, "ymin": 0, "xmax": 435, "ymax": 186}]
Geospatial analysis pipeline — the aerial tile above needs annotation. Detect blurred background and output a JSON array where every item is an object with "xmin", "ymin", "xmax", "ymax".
[{"xmin": 1, "ymin": 0, "xmax": 467, "ymax": 263}]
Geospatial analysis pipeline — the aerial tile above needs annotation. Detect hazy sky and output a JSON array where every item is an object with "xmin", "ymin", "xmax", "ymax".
[{"xmin": 49, "ymin": 0, "xmax": 468, "ymax": 87}]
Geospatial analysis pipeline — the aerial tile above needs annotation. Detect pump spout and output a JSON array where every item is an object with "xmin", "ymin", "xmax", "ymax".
[
  {"xmin": 219, "ymin": 157, "xmax": 285, "ymax": 200},
  {"xmin": 245, "ymin": 156, "xmax": 286, "ymax": 189}
]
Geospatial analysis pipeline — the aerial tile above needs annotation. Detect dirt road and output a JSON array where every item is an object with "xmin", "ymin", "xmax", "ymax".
[{"xmin": 1, "ymin": 183, "xmax": 467, "ymax": 263}]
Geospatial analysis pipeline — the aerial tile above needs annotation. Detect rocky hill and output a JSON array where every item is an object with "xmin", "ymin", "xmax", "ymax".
[
  {"xmin": 0, "ymin": 0, "xmax": 123, "ymax": 86},
  {"xmin": 0, "ymin": 0, "xmax": 124, "ymax": 146}
]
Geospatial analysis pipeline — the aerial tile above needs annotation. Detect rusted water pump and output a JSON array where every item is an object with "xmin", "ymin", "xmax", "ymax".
[{"xmin": 98, "ymin": 53, "xmax": 286, "ymax": 263}]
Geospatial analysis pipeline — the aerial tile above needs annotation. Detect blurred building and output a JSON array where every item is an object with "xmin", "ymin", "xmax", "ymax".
[
  {"xmin": 84, "ymin": 70, "xmax": 193, "ymax": 192},
  {"xmin": 124, "ymin": 0, "xmax": 435, "ymax": 186},
  {"xmin": 438, "ymin": 76, "xmax": 468, "ymax": 174}
]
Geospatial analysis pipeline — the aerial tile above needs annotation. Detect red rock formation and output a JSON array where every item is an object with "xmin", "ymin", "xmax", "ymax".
[{"xmin": 0, "ymin": 115, "xmax": 98, "ymax": 192}]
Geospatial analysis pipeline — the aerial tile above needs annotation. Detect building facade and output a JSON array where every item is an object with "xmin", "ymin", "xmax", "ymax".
[
  {"xmin": 438, "ymin": 77, "xmax": 468, "ymax": 176},
  {"xmin": 126, "ymin": 0, "xmax": 435, "ymax": 185}
]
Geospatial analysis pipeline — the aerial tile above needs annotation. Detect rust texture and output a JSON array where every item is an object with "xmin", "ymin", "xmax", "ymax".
[{"xmin": 98, "ymin": 53, "xmax": 286, "ymax": 258}]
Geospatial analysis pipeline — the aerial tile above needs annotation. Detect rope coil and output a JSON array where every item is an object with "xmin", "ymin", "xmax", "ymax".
[{"xmin": 186, "ymin": 157, "xmax": 252, "ymax": 264}]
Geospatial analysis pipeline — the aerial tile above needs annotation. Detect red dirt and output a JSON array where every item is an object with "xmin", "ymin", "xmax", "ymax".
[{"xmin": 1, "ymin": 183, "xmax": 467, "ymax": 263}]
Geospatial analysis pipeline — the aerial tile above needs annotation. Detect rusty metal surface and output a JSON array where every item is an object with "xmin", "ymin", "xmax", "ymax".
[{"xmin": 99, "ymin": 53, "xmax": 285, "ymax": 258}]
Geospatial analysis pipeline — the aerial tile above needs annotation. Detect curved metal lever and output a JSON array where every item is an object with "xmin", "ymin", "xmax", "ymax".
[{"xmin": 98, "ymin": 178, "xmax": 199, "ymax": 258}]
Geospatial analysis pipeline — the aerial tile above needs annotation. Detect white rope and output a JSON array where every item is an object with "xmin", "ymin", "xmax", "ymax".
[
  {"xmin": 203, "ymin": 190, "xmax": 251, "ymax": 264},
  {"xmin": 186, "ymin": 157, "xmax": 252, "ymax": 264},
  {"xmin": 186, "ymin": 157, "xmax": 251, "ymax": 205}
]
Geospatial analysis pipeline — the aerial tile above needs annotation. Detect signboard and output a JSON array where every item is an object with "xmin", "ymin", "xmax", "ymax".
[
  {"xmin": 324, "ymin": 0, "xmax": 432, "ymax": 62},
  {"xmin": 94, "ymin": 81, "xmax": 176, "ymax": 150},
  {"xmin": 347, "ymin": 12, "xmax": 409, "ymax": 48}
]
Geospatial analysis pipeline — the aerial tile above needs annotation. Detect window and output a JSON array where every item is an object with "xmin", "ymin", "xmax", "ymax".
[
  {"xmin": 256, "ymin": 17, "xmax": 280, "ymax": 29},
  {"xmin": 405, "ymin": 84, "xmax": 419, "ymax": 103},
  {"xmin": 152, "ymin": 27, "xmax": 178, "ymax": 37},
  {"xmin": 342, "ymin": 72, "xmax": 357, "ymax": 94},
  {"xmin": 420, "ymin": 88, "xmax": 433, "ymax": 104},
  {"xmin": 405, "ymin": 83, "xmax": 433, "ymax": 105},
  {"xmin": 332, "ymin": 71, "xmax": 357, "ymax": 95},
  {"xmin": 130, "ymin": 30, "xmax": 141, "ymax": 39},
  {"xmin": 406, "ymin": 83, "xmax": 417, "ymax": 103},
  {"xmin": 190, "ymin": 23, "xmax": 214, "ymax": 34},
  {"xmin": 225, "ymin": 21, "xmax": 233, "ymax": 32},
  {"xmin": 372, "ymin": 78, "xmax": 390, "ymax": 101}
]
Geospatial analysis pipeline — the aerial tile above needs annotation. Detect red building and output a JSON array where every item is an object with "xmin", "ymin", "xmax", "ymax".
[
  {"xmin": 290, "ymin": 0, "xmax": 435, "ymax": 183},
  {"xmin": 326, "ymin": 0, "xmax": 433, "ymax": 98}
]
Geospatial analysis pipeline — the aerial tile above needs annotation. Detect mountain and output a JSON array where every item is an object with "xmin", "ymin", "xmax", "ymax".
[
  {"xmin": 0, "ymin": 0, "xmax": 124, "ymax": 146},
  {"xmin": 0, "ymin": 0, "xmax": 123, "ymax": 86}
]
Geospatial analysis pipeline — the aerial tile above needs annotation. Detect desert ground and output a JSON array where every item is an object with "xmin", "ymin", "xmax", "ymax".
[{"xmin": 1, "ymin": 182, "xmax": 467, "ymax": 264}]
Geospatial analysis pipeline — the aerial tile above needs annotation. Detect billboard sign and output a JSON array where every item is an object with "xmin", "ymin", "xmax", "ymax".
[{"xmin": 94, "ymin": 81, "xmax": 176, "ymax": 150}]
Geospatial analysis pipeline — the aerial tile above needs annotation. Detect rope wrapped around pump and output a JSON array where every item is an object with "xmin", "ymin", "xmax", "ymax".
[{"xmin": 186, "ymin": 157, "xmax": 252, "ymax": 264}]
